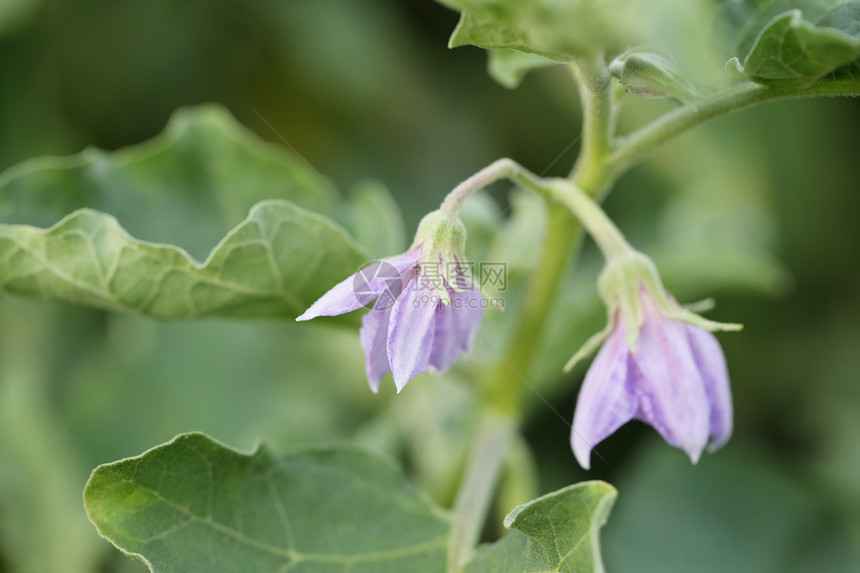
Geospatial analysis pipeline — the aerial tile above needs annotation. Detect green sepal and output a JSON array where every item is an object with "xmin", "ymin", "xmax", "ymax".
[
  {"xmin": 412, "ymin": 210, "xmax": 474, "ymax": 305},
  {"xmin": 597, "ymin": 250, "xmax": 742, "ymax": 353},
  {"xmin": 609, "ymin": 49, "xmax": 701, "ymax": 103}
]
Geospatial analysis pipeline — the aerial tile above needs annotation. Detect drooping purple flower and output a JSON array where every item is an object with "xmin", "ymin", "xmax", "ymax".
[
  {"xmin": 297, "ymin": 212, "xmax": 484, "ymax": 393},
  {"xmin": 565, "ymin": 253, "xmax": 740, "ymax": 469},
  {"xmin": 570, "ymin": 288, "xmax": 733, "ymax": 468}
]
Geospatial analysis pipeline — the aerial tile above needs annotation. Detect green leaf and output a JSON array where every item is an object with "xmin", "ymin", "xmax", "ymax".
[
  {"xmin": 0, "ymin": 105, "xmax": 369, "ymax": 319},
  {"xmin": 466, "ymin": 481, "xmax": 617, "ymax": 573},
  {"xmin": 84, "ymin": 433, "xmax": 451, "ymax": 573},
  {"xmin": 0, "ymin": 201, "xmax": 366, "ymax": 319},
  {"xmin": 439, "ymin": 0, "xmax": 634, "ymax": 61},
  {"xmin": 0, "ymin": 105, "xmax": 337, "ymax": 261},
  {"xmin": 488, "ymin": 49, "xmax": 558, "ymax": 89},
  {"xmin": 346, "ymin": 179, "xmax": 407, "ymax": 260},
  {"xmin": 609, "ymin": 50, "xmax": 701, "ymax": 103},
  {"xmin": 725, "ymin": 2, "xmax": 860, "ymax": 86}
]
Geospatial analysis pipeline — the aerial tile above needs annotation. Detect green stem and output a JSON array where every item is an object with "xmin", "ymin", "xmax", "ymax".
[
  {"xmin": 607, "ymin": 80, "xmax": 860, "ymax": 182},
  {"xmin": 446, "ymin": 412, "xmax": 515, "ymax": 572},
  {"xmin": 547, "ymin": 180, "xmax": 630, "ymax": 259},
  {"xmin": 446, "ymin": 57, "xmax": 613, "ymax": 560},
  {"xmin": 440, "ymin": 159, "xmax": 521, "ymax": 217},
  {"xmin": 569, "ymin": 53, "xmax": 615, "ymax": 191},
  {"xmin": 480, "ymin": 203, "xmax": 582, "ymax": 416}
]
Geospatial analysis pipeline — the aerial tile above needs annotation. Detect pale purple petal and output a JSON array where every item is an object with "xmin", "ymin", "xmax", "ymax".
[
  {"xmin": 571, "ymin": 322, "xmax": 638, "ymax": 470},
  {"xmin": 296, "ymin": 249, "xmax": 420, "ymax": 321},
  {"xmin": 428, "ymin": 285, "xmax": 484, "ymax": 372},
  {"xmin": 631, "ymin": 292, "xmax": 710, "ymax": 463},
  {"xmin": 359, "ymin": 306, "xmax": 392, "ymax": 393},
  {"xmin": 295, "ymin": 272, "xmax": 365, "ymax": 321},
  {"xmin": 685, "ymin": 325, "xmax": 733, "ymax": 452},
  {"xmin": 386, "ymin": 276, "xmax": 437, "ymax": 393}
]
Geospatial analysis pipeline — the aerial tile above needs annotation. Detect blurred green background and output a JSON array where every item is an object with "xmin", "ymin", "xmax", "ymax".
[{"xmin": 0, "ymin": 1, "xmax": 859, "ymax": 572}]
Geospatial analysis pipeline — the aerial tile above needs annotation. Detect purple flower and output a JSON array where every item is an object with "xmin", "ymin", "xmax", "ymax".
[
  {"xmin": 569, "ymin": 287, "xmax": 734, "ymax": 469},
  {"xmin": 297, "ymin": 214, "xmax": 485, "ymax": 393}
]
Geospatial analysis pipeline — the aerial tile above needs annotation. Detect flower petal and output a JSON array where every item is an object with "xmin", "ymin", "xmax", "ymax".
[
  {"xmin": 630, "ymin": 292, "xmax": 710, "ymax": 463},
  {"xmin": 571, "ymin": 323, "xmax": 638, "ymax": 470},
  {"xmin": 685, "ymin": 325, "xmax": 733, "ymax": 452},
  {"xmin": 296, "ymin": 249, "xmax": 419, "ymax": 321},
  {"xmin": 386, "ymin": 276, "xmax": 438, "ymax": 393},
  {"xmin": 359, "ymin": 306, "xmax": 393, "ymax": 393},
  {"xmin": 429, "ymin": 285, "xmax": 484, "ymax": 373}
]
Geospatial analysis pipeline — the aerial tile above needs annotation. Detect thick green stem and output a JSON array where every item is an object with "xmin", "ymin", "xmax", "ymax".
[
  {"xmin": 446, "ymin": 412, "xmax": 514, "ymax": 572},
  {"xmin": 570, "ymin": 54, "xmax": 615, "ymax": 191},
  {"xmin": 480, "ymin": 202, "xmax": 581, "ymax": 417}
]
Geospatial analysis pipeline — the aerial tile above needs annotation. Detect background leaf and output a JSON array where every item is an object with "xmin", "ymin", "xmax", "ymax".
[
  {"xmin": 346, "ymin": 179, "xmax": 407, "ymax": 260},
  {"xmin": 84, "ymin": 433, "xmax": 452, "ymax": 573},
  {"xmin": 465, "ymin": 481, "xmax": 616, "ymax": 573},
  {"xmin": 602, "ymin": 441, "xmax": 857, "ymax": 573},
  {"xmin": 487, "ymin": 49, "xmax": 558, "ymax": 89},
  {"xmin": 0, "ymin": 201, "xmax": 366, "ymax": 319},
  {"xmin": 440, "ymin": 0, "xmax": 633, "ymax": 61},
  {"xmin": 0, "ymin": 106, "xmax": 369, "ymax": 320},
  {"xmin": 722, "ymin": 1, "xmax": 860, "ymax": 86}
]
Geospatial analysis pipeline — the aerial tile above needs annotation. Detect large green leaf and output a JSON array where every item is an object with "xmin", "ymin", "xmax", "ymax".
[
  {"xmin": 0, "ymin": 201, "xmax": 365, "ymax": 319},
  {"xmin": 723, "ymin": 0, "xmax": 860, "ymax": 86},
  {"xmin": 440, "ymin": 0, "xmax": 719, "ymax": 91},
  {"xmin": 84, "ymin": 433, "xmax": 451, "ymax": 573},
  {"xmin": 439, "ymin": 0, "xmax": 633, "ymax": 61},
  {"xmin": 0, "ymin": 106, "xmax": 369, "ymax": 319},
  {"xmin": 85, "ymin": 434, "xmax": 618, "ymax": 573},
  {"xmin": 466, "ymin": 481, "xmax": 617, "ymax": 573},
  {"xmin": 0, "ymin": 105, "xmax": 338, "ymax": 261}
]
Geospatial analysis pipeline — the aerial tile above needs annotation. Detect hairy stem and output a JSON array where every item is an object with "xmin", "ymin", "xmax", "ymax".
[
  {"xmin": 440, "ymin": 159, "xmax": 520, "ymax": 216},
  {"xmin": 547, "ymin": 180, "xmax": 630, "ymax": 259},
  {"xmin": 570, "ymin": 54, "xmax": 615, "ymax": 191},
  {"xmin": 608, "ymin": 80, "xmax": 860, "ymax": 182}
]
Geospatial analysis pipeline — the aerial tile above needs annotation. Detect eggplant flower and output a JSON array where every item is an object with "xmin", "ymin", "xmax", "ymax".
[
  {"xmin": 566, "ymin": 252, "xmax": 741, "ymax": 469},
  {"xmin": 297, "ymin": 211, "xmax": 484, "ymax": 393}
]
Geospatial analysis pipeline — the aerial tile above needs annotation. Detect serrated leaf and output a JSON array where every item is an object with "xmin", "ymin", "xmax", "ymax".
[
  {"xmin": 488, "ymin": 49, "xmax": 558, "ymax": 89},
  {"xmin": 609, "ymin": 49, "xmax": 701, "ymax": 103},
  {"xmin": 0, "ymin": 105, "xmax": 371, "ymax": 319},
  {"xmin": 0, "ymin": 200, "xmax": 366, "ymax": 319},
  {"xmin": 465, "ymin": 481, "xmax": 617, "ymax": 573},
  {"xmin": 84, "ymin": 433, "xmax": 451, "ymax": 573},
  {"xmin": 725, "ymin": 2, "xmax": 860, "ymax": 86}
]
